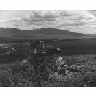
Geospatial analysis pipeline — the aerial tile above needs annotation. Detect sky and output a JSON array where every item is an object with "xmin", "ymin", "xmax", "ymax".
[{"xmin": 0, "ymin": 10, "xmax": 96, "ymax": 34}]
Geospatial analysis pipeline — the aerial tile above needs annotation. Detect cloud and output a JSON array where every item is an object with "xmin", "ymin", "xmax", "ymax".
[
  {"xmin": 5, "ymin": 11, "xmax": 57, "ymax": 28},
  {"xmin": 0, "ymin": 10, "xmax": 96, "ymax": 33},
  {"xmin": 88, "ymin": 10, "xmax": 96, "ymax": 17}
]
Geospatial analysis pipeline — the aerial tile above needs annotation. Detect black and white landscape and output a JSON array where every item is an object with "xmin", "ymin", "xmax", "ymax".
[{"xmin": 0, "ymin": 10, "xmax": 96, "ymax": 87}]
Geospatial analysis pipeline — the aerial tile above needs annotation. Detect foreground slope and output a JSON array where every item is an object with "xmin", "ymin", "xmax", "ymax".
[{"xmin": 0, "ymin": 54, "xmax": 96, "ymax": 87}]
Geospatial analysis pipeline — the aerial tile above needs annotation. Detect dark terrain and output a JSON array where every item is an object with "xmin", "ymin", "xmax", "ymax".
[
  {"xmin": 0, "ymin": 28, "xmax": 96, "ymax": 87},
  {"xmin": 0, "ymin": 38, "xmax": 96, "ymax": 64},
  {"xmin": 0, "ymin": 28, "xmax": 95, "ymax": 64}
]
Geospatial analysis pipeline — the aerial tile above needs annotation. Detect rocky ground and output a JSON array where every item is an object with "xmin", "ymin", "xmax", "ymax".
[{"xmin": 0, "ymin": 54, "xmax": 96, "ymax": 87}]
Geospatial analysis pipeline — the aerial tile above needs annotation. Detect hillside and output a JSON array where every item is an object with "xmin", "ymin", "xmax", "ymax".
[{"xmin": 0, "ymin": 28, "xmax": 95, "ymax": 41}]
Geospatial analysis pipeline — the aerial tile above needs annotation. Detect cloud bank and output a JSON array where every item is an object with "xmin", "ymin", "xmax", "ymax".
[{"xmin": 0, "ymin": 10, "xmax": 96, "ymax": 34}]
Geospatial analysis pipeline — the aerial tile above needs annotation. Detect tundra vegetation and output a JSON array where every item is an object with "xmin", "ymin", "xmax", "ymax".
[
  {"xmin": 0, "ymin": 54, "xmax": 96, "ymax": 86},
  {"xmin": 0, "ymin": 39, "xmax": 96, "ymax": 87}
]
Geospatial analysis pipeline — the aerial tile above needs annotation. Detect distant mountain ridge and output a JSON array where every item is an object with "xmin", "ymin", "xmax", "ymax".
[{"xmin": 0, "ymin": 28, "xmax": 95, "ymax": 41}]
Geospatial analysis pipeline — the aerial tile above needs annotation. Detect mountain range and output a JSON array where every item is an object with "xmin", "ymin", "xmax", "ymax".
[{"xmin": 0, "ymin": 28, "xmax": 95, "ymax": 42}]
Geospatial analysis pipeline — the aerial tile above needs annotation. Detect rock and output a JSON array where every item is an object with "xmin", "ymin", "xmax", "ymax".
[
  {"xmin": 65, "ymin": 70, "xmax": 70, "ymax": 75},
  {"xmin": 61, "ymin": 61, "xmax": 65, "ymax": 65},
  {"xmin": 56, "ymin": 56, "xmax": 63, "ymax": 64},
  {"xmin": 49, "ymin": 72, "xmax": 59, "ymax": 79},
  {"xmin": 22, "ymin": 59, "xmax": 28, "ymax": 63},
  {"xmin": 64, "ymin": 64, "xmax": 67, "ymax": 67},
  {"xmin": 84, "ymin": 85, "xmax": 87, "ymax": 87},
  {"xmin": 21, "ymin": 79, "xmax": 26, "ymax": 83},
  {"xmin": 46, "ymin": 66, "xmax": 54, "ymax": 74},
  {"xmin": 21, "ymin": 59, "xmax": 29, "ymax": 65},
  {"xmin": 57, "ymin": 66, "xmax": 61, "ymax": 71},
  {"xmin": 54, "ymin": 72, "xmax": 58, "ymax": 77}
]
